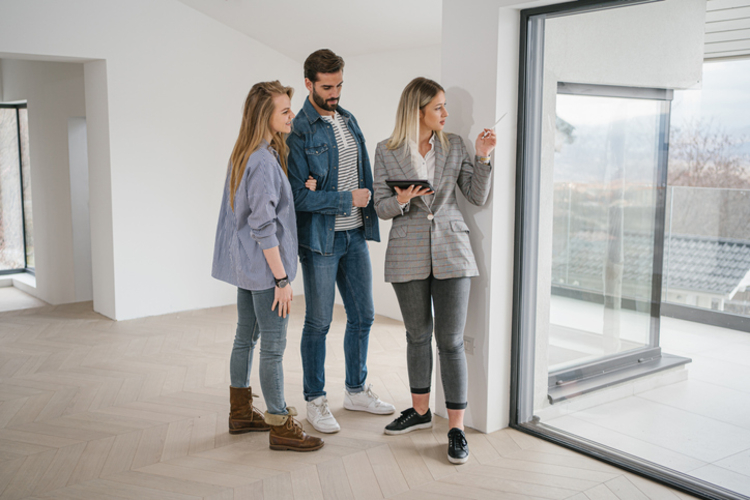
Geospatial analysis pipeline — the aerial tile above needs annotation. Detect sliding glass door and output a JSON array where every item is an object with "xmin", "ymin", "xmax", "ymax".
[{"xmin": 511, "ymin": 2, "xmax": 749, "ymax": 499}]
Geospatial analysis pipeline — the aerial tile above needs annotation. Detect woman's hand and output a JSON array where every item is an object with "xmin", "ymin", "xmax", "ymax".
[
  {"xmin": 394, "ymin": 185, "xmax": 433, "ymax": 205},
  {"xmin": 305, "ymin": 176, "xmax": 317, "ymax": 191},
  {"xmin": 476, "ymin": 129, "xmax": 497, "ymax": 157},
  {"xmin": 272, "ymin": 285, "xmax": 293, "ymax": 318}
]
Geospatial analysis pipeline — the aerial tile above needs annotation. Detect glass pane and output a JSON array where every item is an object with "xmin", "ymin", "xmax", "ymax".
[
  {"xmin": 0, "ymin": 108, "xmax": 25, "ymax": 271},
  {"xmin": 548, "ymin": 93, "xmax": 664, "ymax": 372},
  {"xmin": 665, "ymin": 59, "xmax": 750, "ymax": 318},
  {"xmin": 19, "ymin": 108, "xmax": 34, "ymax": 270}
]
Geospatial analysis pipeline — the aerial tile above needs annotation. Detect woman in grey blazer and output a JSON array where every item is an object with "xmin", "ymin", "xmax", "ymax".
[{"xmin": 373, "ymin": 77, "xmax": 496, "ymax": 464}]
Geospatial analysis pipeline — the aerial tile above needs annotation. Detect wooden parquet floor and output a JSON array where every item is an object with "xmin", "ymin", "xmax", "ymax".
[{"xmin": 0, "ymin": 300, "xmax": 699, "ymax": 500}]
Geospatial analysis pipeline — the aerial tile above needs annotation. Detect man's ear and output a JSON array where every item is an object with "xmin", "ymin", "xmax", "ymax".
[{"xmin": 304, "ymin": 78, "xmax": 314, "ymax": 93}]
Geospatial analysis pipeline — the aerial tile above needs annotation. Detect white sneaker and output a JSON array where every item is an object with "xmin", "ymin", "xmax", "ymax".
[
  {"xmin": 344, "ymin": 384, "xmax": 396, "ymax": 415},
  {"xmin": 306, "ymin": 396, "xmax": 340, "ymax": 433}
]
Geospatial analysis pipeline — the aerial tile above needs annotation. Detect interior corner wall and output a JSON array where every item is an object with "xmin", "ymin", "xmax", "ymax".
[
  {"xmin": 441, "ymin": 0, "xmax": 522, "ymax": 433},
  {"xmin": 326, "ymin": 45, "xmax": 441, "ymax": 321},
  {"xmin": 0, "ymin": 59, "xmax": 86, "ymax": 305},
  {"xmin": 0, "ymin": 0, "xmax": 303, "ymax": 320},
  {"xmin": 533, "ymin": 0, "xmax": 706, "ymax": 410}
]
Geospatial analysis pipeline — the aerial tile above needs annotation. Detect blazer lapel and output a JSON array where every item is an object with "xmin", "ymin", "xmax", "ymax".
[{"xmin": 393, "ymin": 143, "xmax": 419, "ymax": 179}]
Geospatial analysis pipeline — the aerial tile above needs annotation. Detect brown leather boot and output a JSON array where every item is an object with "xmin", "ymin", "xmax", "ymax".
[
  {"xmin": 266, "ymin": 408, "xmax": 324, "ymax": 452},
  {"xmin": 229, "ymin": 386, "xmax": 270, "ymax": 433}
]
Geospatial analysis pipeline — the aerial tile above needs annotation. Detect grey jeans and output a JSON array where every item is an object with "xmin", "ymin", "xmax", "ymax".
[{"xmin": 392, "ymin": 275, "xmax": 470, "ymax": 410}]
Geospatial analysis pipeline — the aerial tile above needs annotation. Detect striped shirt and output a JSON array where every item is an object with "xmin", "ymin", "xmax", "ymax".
[{"xmin": 321, "ymin": 112, "xmax": 363, "ymax": 231}]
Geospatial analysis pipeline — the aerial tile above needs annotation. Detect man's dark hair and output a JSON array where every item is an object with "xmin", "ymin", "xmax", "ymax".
[{"xmin": 304, "ymin": 49, "xmax": 345, "ymax": 83}]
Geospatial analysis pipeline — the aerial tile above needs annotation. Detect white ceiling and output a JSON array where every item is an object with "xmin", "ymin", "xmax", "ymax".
[{"xmin": 176, "ymin": 0, "xmax": 443, "ymax": 63}]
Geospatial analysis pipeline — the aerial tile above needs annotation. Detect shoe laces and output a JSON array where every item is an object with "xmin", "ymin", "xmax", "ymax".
[
  {"xmin": 313, "ymin": 398, "xmax": 332, "ymax": 418},
  {"xmin": 364, "ymin": 385, "xmax": 380, "ymax": 403},
  {"xmin": 395, "ymin": 408, "xmax": 417, "ymax": 425},
  {"xmin": 286, "ymin": 415, "xmax": 304, "ymax": 438},
  {"xmin": 449, "ymin": 429, "xmax": 467, "ymax": 448}
]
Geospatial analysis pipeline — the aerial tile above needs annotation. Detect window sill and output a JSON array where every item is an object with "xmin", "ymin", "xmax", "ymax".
[
  {"xmin": 547, "ymin": 352, "xmax": 691, "ymax": 404},
  {"xmin": 0, "ymin": 271, "xmax": 37, "ymax": 292}
]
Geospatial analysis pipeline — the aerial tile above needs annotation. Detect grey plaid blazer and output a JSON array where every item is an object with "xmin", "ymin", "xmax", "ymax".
[{"xmin": 373, "ymin": 133, "xmax": 492, "ymax": 283}]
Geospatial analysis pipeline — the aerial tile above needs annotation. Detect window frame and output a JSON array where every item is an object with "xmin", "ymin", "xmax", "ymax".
[{"xmin": 0, "ymin": 102, "xmax": 33, "ymax": 276}]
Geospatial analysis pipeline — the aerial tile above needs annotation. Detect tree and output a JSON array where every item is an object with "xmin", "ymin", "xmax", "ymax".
[{"xmin": 668, "ymin": 119, "xmax": 750, "ymax": 189}]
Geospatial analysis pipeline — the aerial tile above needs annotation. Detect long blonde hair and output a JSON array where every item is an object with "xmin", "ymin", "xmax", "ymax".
[
  {"xmin": 387, "ymin": 77, "xmax": 449, "ymax": 153},
  {"xmin": 229, "ymin": 81, "xmax": 294, "ymax": 210}
]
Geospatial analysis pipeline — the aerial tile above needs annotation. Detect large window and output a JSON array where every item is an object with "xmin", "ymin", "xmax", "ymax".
[
  {"xmin": 0, "ymin": 103, "xmax": 34, "ymax": 274},
  {"xmin": 512, "ymin": 2, "xmax": 750, "ymax": 500}
]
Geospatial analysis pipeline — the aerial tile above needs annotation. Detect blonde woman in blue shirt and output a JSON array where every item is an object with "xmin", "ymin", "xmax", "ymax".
[{"xmin": 212, "ymin": 81, "xmax": 323, "ymax": 452}]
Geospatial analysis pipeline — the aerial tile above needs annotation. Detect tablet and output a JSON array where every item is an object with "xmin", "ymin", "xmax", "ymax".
[{"xmin": 385, "ymin": 179, "xmax": 434, "ymax": 193}]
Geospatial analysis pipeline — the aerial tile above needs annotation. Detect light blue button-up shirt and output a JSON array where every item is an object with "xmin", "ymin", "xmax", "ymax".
[{"xmin": 212, "ymin": 141, "xmax": 297, "ymax": 291}]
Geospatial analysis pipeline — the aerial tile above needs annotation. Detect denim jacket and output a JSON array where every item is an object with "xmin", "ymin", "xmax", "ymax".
[{"xmin": 287, "ymin": 98, "xmax": 380, "ymax": 255}]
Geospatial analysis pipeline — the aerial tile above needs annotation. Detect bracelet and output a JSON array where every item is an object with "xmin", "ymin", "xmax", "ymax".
[{"xmin": 477, "ymin": 155, "xmax": 491, "ymax": 164}]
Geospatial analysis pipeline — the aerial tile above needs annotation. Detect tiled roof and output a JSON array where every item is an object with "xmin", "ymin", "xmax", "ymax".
[{"xmin": 552, "ymin": 233, "xmax": 750, "ymax": 296}]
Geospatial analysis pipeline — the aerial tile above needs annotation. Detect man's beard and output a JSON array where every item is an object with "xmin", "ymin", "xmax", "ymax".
[{"xmin": 312, "ymin": 86, "xmax": 339, "ymax": 112}]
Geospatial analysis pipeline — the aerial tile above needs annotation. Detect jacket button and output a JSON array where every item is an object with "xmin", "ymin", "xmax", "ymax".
[{"xmin": 427, "ymin": 214, "xmax": 434, "ymax": 221}]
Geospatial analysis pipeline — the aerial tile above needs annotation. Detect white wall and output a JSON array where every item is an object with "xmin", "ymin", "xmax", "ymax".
[
  {"xmin": 0, "ymin": 0, "xmax": 303, "ymax": 319},
  {"xmin": 0, "ymin": 59, "xmax": 86, "ymax": 305},
  {"xmin": 0, "ymin": 0, "xmax": 439, "ymax": 320},
  {"xmin": 68, "ymin": 117, "xmax": 92, "ymax": 302}
]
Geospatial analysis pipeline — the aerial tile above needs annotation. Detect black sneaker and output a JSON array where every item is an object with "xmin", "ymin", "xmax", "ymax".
[
  {"xmin": 384, "ymin": 408, "xmax": 432, "ymax": 435},
  {"xmin": 447, "ymin": 428, "xmax": 469, "ymax": 464}
]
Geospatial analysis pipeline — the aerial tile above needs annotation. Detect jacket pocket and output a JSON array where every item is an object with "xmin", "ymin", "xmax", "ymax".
[
  {"xmin": 305, "ymin": 144, "xmax": 329, "ymax": 176},
  {"xmin": 450, "ymin": 220, "xmax": 470, "ymax": 233},
  {"xmin": 389, "ymin": 225, "xmax": 407, "ymax": 239}
]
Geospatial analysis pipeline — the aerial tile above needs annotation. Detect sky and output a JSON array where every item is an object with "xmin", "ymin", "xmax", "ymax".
[
  {"xmin": 555, "ymin": 58, "xmax": 750, "ymax": 160},
  {"xmin": 671, "ymin": 58, "xmax": 750, "ymax": 149}
]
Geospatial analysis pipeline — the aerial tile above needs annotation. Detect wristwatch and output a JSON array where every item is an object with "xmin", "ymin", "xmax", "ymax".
[{"xmin": 274, "ymin": 276, "xmax": 289, "ymax": 288}]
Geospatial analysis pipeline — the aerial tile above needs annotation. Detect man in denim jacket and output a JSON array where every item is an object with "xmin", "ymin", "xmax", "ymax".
[{"xmin": 287, "ymin": 49, "xmax": 393, "ymax": 433}]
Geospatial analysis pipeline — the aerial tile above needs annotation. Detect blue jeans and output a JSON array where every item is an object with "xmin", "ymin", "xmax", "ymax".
[
  {"xmin": 299, "ymin": 228, "xmax": 374, "ymax": 401},
  {"xmin": 230, "ymin": 287, "xmax": 288, "ymax": 416}
]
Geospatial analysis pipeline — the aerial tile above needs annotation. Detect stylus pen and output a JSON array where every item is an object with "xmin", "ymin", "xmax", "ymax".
[{"xmin": 482, "ymin": 112, "xmax": 507, "ymax": 138}]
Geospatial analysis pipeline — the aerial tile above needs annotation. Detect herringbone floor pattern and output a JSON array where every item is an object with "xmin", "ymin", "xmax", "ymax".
[{"xmin": 0, "ymin": 299, "xmax": 699, "ymax": 499}]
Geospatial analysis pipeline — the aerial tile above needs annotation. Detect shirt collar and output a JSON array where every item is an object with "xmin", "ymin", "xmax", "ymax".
[
  {"xmin": 260, "ymin": 138, "xmax": 280, "ymax": 160},
  {"xmin": 302, "ymin": 97, "xmax": 351, "ymax": 124},
  {"xmin": 425, "ymin": 133, "xmax": 436, "ymax": 154}
]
